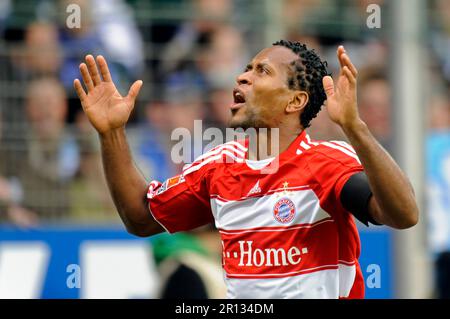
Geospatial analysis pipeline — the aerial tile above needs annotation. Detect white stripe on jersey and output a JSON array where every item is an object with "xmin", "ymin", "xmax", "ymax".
[
  {"xmin": 183, "ymin": 144, "xmax": 246, "ymax": 170},
  {"xmin": 227, "ymin": 263, "xmax": 339, "ymax": 278},
  {"xmin": 147, "ymin": 204, "xmax": 170, "ymax": 233},
  {"xmin": 225, "ymin": 140, "xmax": 248, "ymax": 152},
  {"xmin": 210, "ymin": 188, "xmax": 331, "ymax": 231},
  {"xmin": 338, "ymin": 263, "xmax": 357, "ymax": 298},
  {"xmin": 322, "ymin": 142, "xmax": 361, "ymax": 164},
  {"xmin": 296, "ymin": 136, "xmax": 359, "ymax": 166},
  {"xmin": 225, "ymin": 262, "xmax": 356, "ymax": 298},
  {"xmin": 300, "ymin": 141, "xmax": 311, "ymax": 150},
  {"xmin": 218, "ymin": 218, "xmax": 333, "ymax": 235},
  {"xmin": 306, "ymin": 134, "xmax": 320, "ymax": 146},
  {"xmin": 211, "ymin": 185, "xmax": 310, "ymax": 202},
  {"xmin": 330, "ymin": 140, "xmax": 356, "ymax": 154},
  {"xmin": 183, "ymin": 150, "xmax": 245, "ymax": 176}
]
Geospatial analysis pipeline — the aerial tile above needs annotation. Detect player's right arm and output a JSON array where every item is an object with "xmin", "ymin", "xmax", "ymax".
[{"xmin": 74, "ymin": 55, "xmax": 164, "ymax": 237}]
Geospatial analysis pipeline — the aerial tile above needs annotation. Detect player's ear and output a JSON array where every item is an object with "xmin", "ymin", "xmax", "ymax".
[{"xmin": 286, "ymin": 91, "xmax": 309, "ymax": 114}]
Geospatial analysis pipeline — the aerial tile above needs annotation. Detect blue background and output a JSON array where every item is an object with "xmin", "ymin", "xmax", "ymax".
[{"xmin": 0, "ymin": 225, "xmax": 393, "ymax": 299}]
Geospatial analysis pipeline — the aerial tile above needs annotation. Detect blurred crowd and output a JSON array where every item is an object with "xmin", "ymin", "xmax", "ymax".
[{"xmin": 0, "ymin": 0, "xmax": 449, "ymax": 293}]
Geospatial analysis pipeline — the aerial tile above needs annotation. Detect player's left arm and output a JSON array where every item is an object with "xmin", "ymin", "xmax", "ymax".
[{"xmin": 323, "ymin": 45, "xmax": 419, "ymax": 229}]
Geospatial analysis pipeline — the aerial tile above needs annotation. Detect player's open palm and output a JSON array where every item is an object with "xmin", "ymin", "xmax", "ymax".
[
  {"xmin": 322, "ymin": 46, "xmax": 360, "ymax": 128},
  {"xmin": 73, "ymin": 55, "xmax": 143, "ymax": 134}
]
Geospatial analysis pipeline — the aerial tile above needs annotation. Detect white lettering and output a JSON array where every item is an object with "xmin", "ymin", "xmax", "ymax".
[
  {"xmin": 264, "ymin": 248, "xmax": 287, "ymax": 266},
  {"xmin": 237, "ymin": 241, "xmax": 307, "ymax": 267},
  {"xmin": 287, "ymin": 247, "xmax": 302, "ymax": 265},
  {"xmin": 175, "ymin": 303, "xmax": 210, "ymax": 316},
  {"xmin": 238, "ymin": 241, "xmax": 253, "ymax": 266},
  {"xmin": 253, "ymin": 248, "xmax": 265, "ymax": 267}
]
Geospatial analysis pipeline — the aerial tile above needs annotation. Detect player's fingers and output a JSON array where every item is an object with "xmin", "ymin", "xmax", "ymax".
[
  {"xmin": 85, "ymin": 54, "xmax": 102, "ymax": 86},
  {"xmin": 79, "ymin": 63, "xmax": 94, "ymax": 92},
  {"xmin": 73, "ymin": 79, "xmax": 87, "ymax": 106},
  {"xmin": 342, "ymin": 53, "xmax": 358, "ymax": 77},
  {"xmin": 96, "ymin": 55, "xmax": 112, "ymax": 82},
  {"xmin": 337, "ymin": 45, "xmax": 346, "ymax": 69},
  {"xmin": 126, "ymin": 80, "xmax": 143, "ymax": 105},
  {"xmin": 322, "ymin": 76, "xmax": 335, "ymax": 98},
  {"xmin": 342, "ymin": 66, "xmax": 356, "ymax": 86}
]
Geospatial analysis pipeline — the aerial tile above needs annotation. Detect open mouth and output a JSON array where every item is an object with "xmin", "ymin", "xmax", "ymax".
[{"xmin": 231, "ymin": 88, "xmax": 246, "ymax": 111}]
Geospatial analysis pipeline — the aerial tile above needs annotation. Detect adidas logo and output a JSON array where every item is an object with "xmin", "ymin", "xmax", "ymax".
[{"xmin": 247, "ymin": 180, "xmax": 262, "ymax": 196}]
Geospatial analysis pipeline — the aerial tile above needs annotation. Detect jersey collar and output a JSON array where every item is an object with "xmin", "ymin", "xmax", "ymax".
[
  {"xmin": 284, "ymin": 130, "xmax": 310, "ymax": 157},
  {"xmin": 240, "ymin": 130, "xmax": 310, "ymax": 171}
]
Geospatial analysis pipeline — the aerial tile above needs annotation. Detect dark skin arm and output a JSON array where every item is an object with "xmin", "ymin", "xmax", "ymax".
[
  {"xmin": 323, "ymin": 46, "xmax": 419, "ymax": 229},
  {"xmin": 74, "ymin": 55, "xmax": 164, "ymax": 236}
]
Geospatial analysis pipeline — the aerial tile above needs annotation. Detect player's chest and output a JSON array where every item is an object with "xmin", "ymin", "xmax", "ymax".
[{"xmin": 209, "ymin": 165, "xmax": 328, "ymax": 230}]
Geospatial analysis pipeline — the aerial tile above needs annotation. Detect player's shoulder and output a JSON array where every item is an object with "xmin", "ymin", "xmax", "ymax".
[
  {"xmin": 297, "ymin": 135, "xmax": 361, "ymax": 166},
  {"xmin": 182, "ymin": 140, "xmax": 248, "ymax": 176}
]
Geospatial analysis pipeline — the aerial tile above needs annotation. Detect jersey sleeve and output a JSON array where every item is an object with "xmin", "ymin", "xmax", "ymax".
[
  {"xmin": 307, "ymin": 141, "xmax": 382, "ymax": 226},
  {"xmin": 146, "ymin": 167, "xmax": 214, "ymax": 234},
  {"xmin": 308, "ymin": 142, "xmax": 382, "ymax": 226},
  {"xmin": 307, "ymin": 141, "xmax": 364, "ymax": 201}
]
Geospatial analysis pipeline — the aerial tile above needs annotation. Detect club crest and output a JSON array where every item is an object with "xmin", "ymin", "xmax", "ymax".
[{"xmin": 273, "ymin": 197, "xmax": 296, "ymax": 224}]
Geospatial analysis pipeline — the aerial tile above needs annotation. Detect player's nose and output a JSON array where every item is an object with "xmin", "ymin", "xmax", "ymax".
[{"xmin": 236, "ymin": 71, "xmax": 252, "ymax": 86}]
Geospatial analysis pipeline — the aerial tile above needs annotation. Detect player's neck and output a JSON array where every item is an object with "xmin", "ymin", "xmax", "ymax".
[{"xmin": 246, "ymin": 127, "xmax": 303, "ymax": 161}]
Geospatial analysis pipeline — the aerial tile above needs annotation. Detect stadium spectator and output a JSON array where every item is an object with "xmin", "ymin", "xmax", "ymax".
[
  {"xmin": 129, "ymin": 101, "xmax": 177, "ymax": 183},
  {"xmin": 158, "ymin": 0, "xmax": 234, "ymax": 88},
  {"xmin": 23, "ymin": 22, "xmax": 62, "ymax": 77},
  {"xmin": 164, "ymin": 81, "xmax": 205, "ymax": 167},
  {"xmin": 69, "ymin": 110, "xmax": 116, "ymax": 221},
  {"xmin": 0, "ymin": 111, "xmax": 37, "ymax": 227},
  {"xmin": 1, "ymin": 78, "xmax": 79, "ymax": 223},
  {"xmin": 206, "ymin": 88, "xmax": 233, "ymax": 129},
  {"xmin": 308, "ymin": 106, "xmax": 346, "ymax": 141},
  {"xmin": 58, "ymin": 0, "xmax": 144, "ymax": 90},
  {"xmin": 357, "ymin": 68, "xmax": 392, "ymax": 152},
  {"xmin": 0, "ymin": 22, "xmax": 63, "ymax": 127},
  {"xmin": 430, "ymin": 0, "xmax": 450, "ymax": 82},
  {"xmin": 201, "ymin": 25, "xmax": 249, "ymax": 89}
]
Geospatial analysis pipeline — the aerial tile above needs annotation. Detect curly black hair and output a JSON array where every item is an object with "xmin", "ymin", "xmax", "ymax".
[{"xmin": 273, "ymin": 40, "xmax": 330, "ymax": 128}]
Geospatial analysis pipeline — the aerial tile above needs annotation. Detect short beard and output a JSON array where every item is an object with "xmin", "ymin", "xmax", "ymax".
[{"xmin": 228, "ymin": 108, "xmax": 267, "ymax": 130}]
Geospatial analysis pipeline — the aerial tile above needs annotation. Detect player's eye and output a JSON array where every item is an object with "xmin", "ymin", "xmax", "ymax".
[{"xmin": 256, "ymin": 65, "xmax": 267, "ymax": 74}]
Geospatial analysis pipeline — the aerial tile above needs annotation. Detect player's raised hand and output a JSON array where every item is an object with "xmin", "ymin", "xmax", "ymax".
[
  {"xmin": 322, "ymin": 46, "xmax": 360, "ymax": 129},
  {"xmin": 73, "ymin": 55, "xmax": 143, "ymax": 134}
]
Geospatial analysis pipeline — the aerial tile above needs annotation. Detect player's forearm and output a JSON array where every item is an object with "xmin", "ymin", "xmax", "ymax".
[
  {"xmin": 342, "ymin": 119, "xmax": 419, "ymax": 229},
  {"xmin": 99, "ymin": 128, "xmax": 163, "ymax": 236}
]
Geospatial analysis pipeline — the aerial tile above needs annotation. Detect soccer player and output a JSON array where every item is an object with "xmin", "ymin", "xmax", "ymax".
[{"xmin": 73, "ymin": 40, "xmax": 418, "ymax": 298}]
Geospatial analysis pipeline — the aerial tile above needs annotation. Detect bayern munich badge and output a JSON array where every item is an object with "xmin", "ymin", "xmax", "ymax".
[{"xmin": 273, "ymin": 197, "xmax": 296, "ymax": 224}]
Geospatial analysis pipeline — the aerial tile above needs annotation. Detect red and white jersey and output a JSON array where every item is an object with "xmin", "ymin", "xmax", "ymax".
[{"xmin": 147, "ymin": 131, "xmax": 365, "ymax": 299}]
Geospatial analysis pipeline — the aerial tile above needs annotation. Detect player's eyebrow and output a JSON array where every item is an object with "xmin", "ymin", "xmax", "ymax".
[{"xmin": 244, "ymin": 62, "xmax": 274, "ymax": 73}]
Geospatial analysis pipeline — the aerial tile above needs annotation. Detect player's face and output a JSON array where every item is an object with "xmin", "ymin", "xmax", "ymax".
[{"xmin": 229, "ymin": 46, "xmax": 299, "ymax": 129}]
